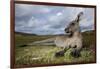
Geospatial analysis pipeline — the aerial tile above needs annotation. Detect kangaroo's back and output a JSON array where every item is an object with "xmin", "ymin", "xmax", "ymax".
[{"xmin": 54, "ymin": 32, "xmax": 82, "ymax": 48}]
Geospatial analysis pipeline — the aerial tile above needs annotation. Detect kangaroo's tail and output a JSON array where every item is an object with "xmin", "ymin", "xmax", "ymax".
[{"xmin": 20, "ymin": 38, "xmax": 55, "ymax": 47}]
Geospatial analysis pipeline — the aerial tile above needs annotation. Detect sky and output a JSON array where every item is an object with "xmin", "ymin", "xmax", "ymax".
[{"xmin": 15, "ymin": 4, "xmax": 95, "ymax": 35}]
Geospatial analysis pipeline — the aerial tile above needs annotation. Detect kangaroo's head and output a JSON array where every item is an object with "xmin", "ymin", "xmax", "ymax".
[{"xmin": 65, "ymin": 12, "xmax": 83, "ymax": 35}]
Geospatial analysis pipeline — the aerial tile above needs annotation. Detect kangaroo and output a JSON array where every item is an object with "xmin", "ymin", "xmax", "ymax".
[
  {"xmin": 23, "ymin": 12, "xmax": 83, "ymax": 58},
  {"xmin": 55, "ymin": 12, "xmax": 83, "ymax": 57}
]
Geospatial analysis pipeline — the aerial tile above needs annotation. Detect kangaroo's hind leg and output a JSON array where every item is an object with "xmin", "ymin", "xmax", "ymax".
[{"xmin": 55, "ymin": 47, "xmax": 69, "ymax": 57}]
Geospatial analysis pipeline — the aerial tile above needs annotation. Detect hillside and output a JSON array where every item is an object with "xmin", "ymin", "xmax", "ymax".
[{"xmin": 15, "ymin": 32, "xmax": 37, "ymax": 36}]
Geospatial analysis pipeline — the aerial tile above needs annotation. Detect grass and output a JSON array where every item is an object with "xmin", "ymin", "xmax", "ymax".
[{"xmin": 15, "ymin": 31, "xmax": 96, "ymax": 67}]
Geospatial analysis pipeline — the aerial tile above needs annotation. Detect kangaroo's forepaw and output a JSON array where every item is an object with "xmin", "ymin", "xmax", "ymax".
[
  {"xmin": 70, "ymin": 50, "xmax": 81, "ymax": 58},
  {"xmin": 55, "ymin": 51, "xmax": 65, "ymax": 57}
]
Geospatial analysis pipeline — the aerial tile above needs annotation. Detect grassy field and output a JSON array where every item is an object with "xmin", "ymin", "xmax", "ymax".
[{"xmin": 15, "ymin": 31, "xmax": 96, "ymax": 67}]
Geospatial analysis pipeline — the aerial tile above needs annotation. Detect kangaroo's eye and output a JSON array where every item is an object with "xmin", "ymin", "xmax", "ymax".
[{"xmin": 71, "ymin": 23, "xmax": 75, "ymax": 25}]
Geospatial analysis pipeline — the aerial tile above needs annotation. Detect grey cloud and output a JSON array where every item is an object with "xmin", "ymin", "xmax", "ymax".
[{"xmin": 15, "ymin": 4, "xmax": 95, "ymax": 35}]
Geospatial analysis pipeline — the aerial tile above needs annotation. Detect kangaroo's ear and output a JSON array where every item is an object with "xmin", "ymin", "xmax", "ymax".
[
  {"xmin": 75, "ymin": 12, "xmax": 83, "ymax": 22},
  {"xmin": 78, "ymin": 12, "xmax": 83, "ymax": 17}
]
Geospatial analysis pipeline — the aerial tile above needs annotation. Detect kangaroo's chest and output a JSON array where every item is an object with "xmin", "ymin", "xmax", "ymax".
[{"xmin": 54, "ymin": 36, "xmax": 82, "ymax": 48}]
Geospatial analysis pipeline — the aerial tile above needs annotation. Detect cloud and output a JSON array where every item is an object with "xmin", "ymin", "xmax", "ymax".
[
  {"xmin": 15, "ymin": 4, "xmax": 95, "ymax": 35},
  {"xmin": 15, "ymin": 4, "xmax": 52, "ymax": 17}
]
